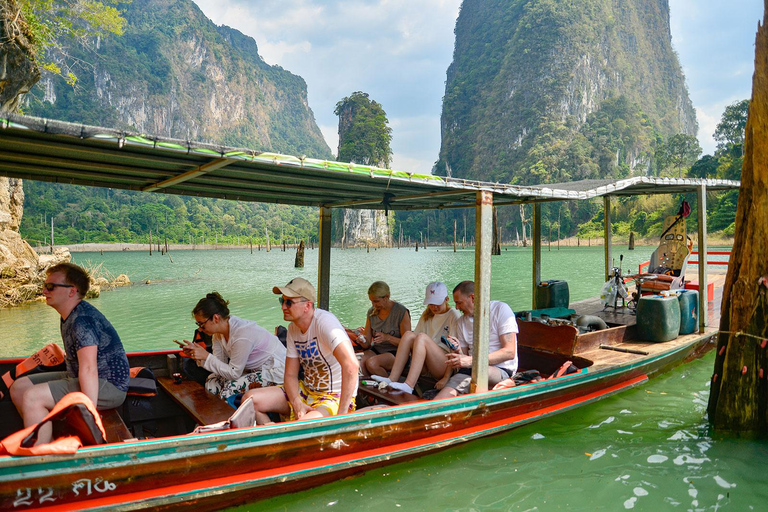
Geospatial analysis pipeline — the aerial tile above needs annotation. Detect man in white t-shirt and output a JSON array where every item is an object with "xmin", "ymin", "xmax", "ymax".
[
  {"xmin": 243, "ymin": 278, "xmax": 359, "ymax": 424},
  {"xmin": 435, "ymin": 280, "xmax": 519, "ymax": 398}
]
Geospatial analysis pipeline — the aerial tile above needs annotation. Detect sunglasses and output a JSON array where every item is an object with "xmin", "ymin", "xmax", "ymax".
[
  {"xmin": 279, "ymin": 297, "xmax": 308, "ymax": 308},
  {"xmin": 43, "ymin": 282, "xmax": 74, "ymax": 292},
  {"xmin": 195, "ymin": 316, "xmax": 214, "ymax": 328}
]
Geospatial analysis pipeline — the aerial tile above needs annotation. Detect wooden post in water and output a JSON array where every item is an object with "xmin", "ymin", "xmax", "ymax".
[
  {"xmin": 628, "ymin": 232, "xmax": 635, "ymax": 250},
  {"xmin": 295, "ymin": 240, "xmax": 305, "ymax": 268},
  {"xmin": 149, "ymin": 230, "xmax": 152, "ymax": 256},
  {"xmin": 250, "ymin": 237, "xmax": 253, "ymax": 254},
  {"xmin": 492, "ymin": 207, "xmax": 501, "ymax": 255},
  {"xmin": 454, "ymin": 219, "xmax": 457, "ymax": 252},
  {"xmin": 548, "ymin": 222, "xmax": 551, "ymax": 252},
  {"xmin": 266, "ymin": 227, "xmax": 271, "ymax": 252},
  {"xmin": 708, "ymin": 6, "xmax": 768, "ymax": 433}
]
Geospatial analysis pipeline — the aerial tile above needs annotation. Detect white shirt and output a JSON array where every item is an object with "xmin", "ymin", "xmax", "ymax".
[
  {"xmin": 414, "ymin": 307, "xmax": 461, "ymax": 346},
  {"xmin": 204, "ymin": 315, "xmax": 286, "ymax": 383},
  {"xmin": 286, "ymin": 309, "xmax": 356, "ymax": 395},
  {"xmin": 456, "ymin": 301, "xmax": 519, "ymax": 374}
]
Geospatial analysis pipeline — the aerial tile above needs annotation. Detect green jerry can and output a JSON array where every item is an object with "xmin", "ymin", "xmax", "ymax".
[
  {"xmin": 677, "ymin": 289, "xmax": 699, "ymax": 335},
  {"xmin": 535, "ymin": 280, "xmax": 570, "ymax": 309},
  {"xmin": 636, "ymin": 295, "xmax": 681, "ymax": 342}
]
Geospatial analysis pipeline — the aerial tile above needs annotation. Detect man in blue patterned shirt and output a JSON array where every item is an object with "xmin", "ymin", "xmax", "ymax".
[{"xmin": 10, "ymin": 263, "xmax": 129, "ymax": 445}]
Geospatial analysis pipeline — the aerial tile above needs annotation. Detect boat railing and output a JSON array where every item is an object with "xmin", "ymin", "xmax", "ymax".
[{"xmin": 638, "ymin": 250, "xmax": 731, "ymax": 274}]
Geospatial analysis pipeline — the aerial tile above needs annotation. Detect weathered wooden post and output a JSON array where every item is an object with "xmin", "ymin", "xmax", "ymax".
[
  {"xmin": 295, "ymin": 240, "xmax": 305, "ymax": 268},
  {"xmin": 492, "ymin": 207, "xmax": 501, "ymax": 255},
  {"xmin": 149, "ymin": 230, "xmax": 152, "ymax": 256},
  {"xmin": 708, "ymin": 3, "xmax": 768, "ymax": 434},
  {"xmin": 454, "ymin": 219, "xmax": 457, "ymax": 253},
  {"xmin": 629, "ymin": 232, "xmax": 635, "ymax": 250}
]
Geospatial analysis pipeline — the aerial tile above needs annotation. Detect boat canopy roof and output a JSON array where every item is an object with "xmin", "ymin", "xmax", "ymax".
[{"xmin": 0, "ymin": 114, "xmax": 740, "ymax": 210}]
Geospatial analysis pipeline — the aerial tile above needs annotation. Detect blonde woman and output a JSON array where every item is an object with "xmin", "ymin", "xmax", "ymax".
[
  {"xmin": 371, "ymin": 282, "xmax": 460, "ymax": 394},
  {"xmin": 183, "ymin": 292, "xmax": 286, "ymax": 399},
  {"xmin": 358, "ymin": 281, "xmax": 411, "ymax": 377}
]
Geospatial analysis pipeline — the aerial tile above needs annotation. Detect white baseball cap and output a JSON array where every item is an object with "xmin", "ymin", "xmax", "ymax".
[{"xmin": 423, "ymin": 282, "xmax": 448, "ymax": 305}]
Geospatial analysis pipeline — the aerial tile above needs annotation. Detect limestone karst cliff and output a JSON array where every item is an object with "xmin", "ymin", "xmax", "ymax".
[
  {"xmin": 438, "ymin": 0, "xmax": 697, "ymax": 183},
  {"xmin": 25, "ymin": 0, "xmax": 331, "ymax": 158}
]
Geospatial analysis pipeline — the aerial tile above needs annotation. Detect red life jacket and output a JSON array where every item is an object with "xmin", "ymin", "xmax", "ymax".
[
  {"xmin": 0, "ymin": 344, "xmax": 66, "ymax": 399},
  {"xmin": 0, "ymin": 392, "xmax": 106, "ymax": 456}
]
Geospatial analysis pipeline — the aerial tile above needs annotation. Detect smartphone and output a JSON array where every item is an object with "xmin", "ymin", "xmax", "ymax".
[
  {"xmin": 172, "ymin": 339, "xmax": 186, "ymax": 348},
  {"xmin": 440, "ymin": 336, "xmax": 459, "ymax": 352}
]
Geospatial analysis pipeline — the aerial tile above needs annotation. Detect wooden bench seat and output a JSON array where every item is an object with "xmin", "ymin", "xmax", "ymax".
[
  {"xmin": 157, "ymin": 377, "xmax": 235, "ymax": 426},
  {"xmin": 100, "ymin": 408, "xmax": 133, "ymax": 443},
  {"xmin": 357, "ymin": 383, "xmax": 420, "ymax": 407}
]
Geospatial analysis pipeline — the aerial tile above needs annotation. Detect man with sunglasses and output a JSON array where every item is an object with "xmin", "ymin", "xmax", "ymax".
[
  {"xmin": 243, "ymin": 277, "xmax": 359, "ymax": 424},
  {"xmin": 10, "ymin": 263, "xmax": 129, "ymax": 445}
]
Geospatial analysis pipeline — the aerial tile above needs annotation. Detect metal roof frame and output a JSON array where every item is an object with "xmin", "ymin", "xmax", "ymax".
[{"xmin": 0, "ymin": 114, "xmax": 740, "ymax": 209}]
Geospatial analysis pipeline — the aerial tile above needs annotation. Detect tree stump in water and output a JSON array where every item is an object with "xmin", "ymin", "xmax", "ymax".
[
  {"xmin": 708, "ymin": 0, "xmax": 768, "ymax": 434},
  {"xmin": 294, "ymin": 240, "xmax": 305, "ymax": 268}
]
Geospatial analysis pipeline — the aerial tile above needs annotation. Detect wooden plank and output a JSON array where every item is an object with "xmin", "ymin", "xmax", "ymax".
[
  {"xmin": 100, "ymin": 408, "xmax": 132, "ymax": 443},
  {"xmin": 157, "ymin": 377, "xmax": 234, "ymax": 426},
  {"xmin": 357, "ymin": 384, "xmax": 420, "ymax": 406}
]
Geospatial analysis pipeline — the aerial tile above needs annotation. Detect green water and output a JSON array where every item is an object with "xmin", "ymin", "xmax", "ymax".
[
  {"xmin": 2, "ymin": 245, "xmax": 760, "ymax": 511},
  {"xmin": 0, "ymin": 245, "xmax": 650, "ymax": 357}
]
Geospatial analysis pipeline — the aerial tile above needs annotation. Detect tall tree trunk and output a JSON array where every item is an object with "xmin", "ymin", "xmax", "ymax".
[{"xmin": 707, "ymin": 1, "xmax": 768, "ymax": 433}]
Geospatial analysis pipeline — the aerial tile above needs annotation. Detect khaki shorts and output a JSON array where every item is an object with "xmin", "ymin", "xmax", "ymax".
[{"xmin": 27, "ymin": 371, "xmax": 127, "ymax": 410}]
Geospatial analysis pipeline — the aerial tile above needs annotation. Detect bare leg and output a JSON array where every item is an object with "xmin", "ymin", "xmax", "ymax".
[
  {"xmin": 365, "ymin": 353, "xmax": 395, "ymax": 377},
  {"xmin": 404, "ymin": 335, "xmax": 449, "ymax": 389},
  {"xmin": 387, "ymin": 331, "xmax": 416, "ymax": 382},
  {"xmin": 19, "ymin": 383, "xmax": 56, "ymax": 445},
  {"xmin": 243, "ymin": 386, "xmax": 291, "ymax": 425},
  {"xmin": 358, "ymin": 350, "xmax": 376, "ymax": 377},
  {"xmin": 9, "ymin": 376, "xmax": 33, "ymax": 414},
  {"xmin": 435, "ymin": 385, "xmax": 459, "ymax": 399}
]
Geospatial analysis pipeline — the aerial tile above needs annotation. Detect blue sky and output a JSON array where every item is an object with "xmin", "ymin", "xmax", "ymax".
[{"xmin": 193, "ymin": 0, "xmax": 763, "ymax": 173}]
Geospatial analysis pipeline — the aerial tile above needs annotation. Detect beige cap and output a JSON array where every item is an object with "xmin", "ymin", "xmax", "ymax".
[{"xmin": 273, "ymin": 277, "xmax": 316, "ymax": 303}]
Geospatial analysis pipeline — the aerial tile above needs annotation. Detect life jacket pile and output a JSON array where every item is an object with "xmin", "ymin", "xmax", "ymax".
[{"xmin": 0, "ymin": 392, "xmax": 106, "ymax": 456}]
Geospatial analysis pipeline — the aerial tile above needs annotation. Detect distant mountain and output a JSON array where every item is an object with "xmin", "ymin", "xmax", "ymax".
[
  {"xmin": 437, "ymin": 0, "xmax": 697, "ymax": 184},
  {"xmin": 25, "ymin": 0, "xmax": 331, "ymax": 157},
  {"xmin": 18, "ymin": 0, "xmax": 332, "ymax": 246}
]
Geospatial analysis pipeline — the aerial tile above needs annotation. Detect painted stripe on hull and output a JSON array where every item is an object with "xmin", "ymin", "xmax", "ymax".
[{"xmin": 42, "ymin": 374, "xmax": 648, "ymax": 511}]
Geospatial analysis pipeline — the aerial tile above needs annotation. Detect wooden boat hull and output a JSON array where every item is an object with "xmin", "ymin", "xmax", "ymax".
[{"xmin": 0, "ymin": 331, "xmax": 715, "ymax": 511}]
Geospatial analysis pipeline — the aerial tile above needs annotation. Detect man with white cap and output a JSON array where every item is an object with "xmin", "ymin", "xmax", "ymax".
[
  {"xmin": 372, "ymin": 281, "xmax": 461, "ymax": 394},
  {"xmin": 243, "ymin": 277, "xmax": 358, "ymax": 424}
]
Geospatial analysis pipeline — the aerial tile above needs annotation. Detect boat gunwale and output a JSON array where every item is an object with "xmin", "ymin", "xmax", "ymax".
[{"xmin": 0, "ymin": 330, "xmax": 714, "ymax": 475}]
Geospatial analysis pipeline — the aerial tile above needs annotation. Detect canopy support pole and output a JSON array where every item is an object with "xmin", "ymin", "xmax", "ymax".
[
  {"xmin": 472, "ymin": 191, "xmax": 492, "ymax": 393},
  {"xmin": 697, "ymin": 184, "xmax": 708, "ymax": 331},
  {"xmin": 604, "ymin": 196, "xmax": 613, "ymax": 281},
  {"xmin": 318, "ymin": 207, "xmax": 332, "ymax": 310},
  {"xmin": 532, "ymin": 203, "xmax": 541, "ymax": 308}
]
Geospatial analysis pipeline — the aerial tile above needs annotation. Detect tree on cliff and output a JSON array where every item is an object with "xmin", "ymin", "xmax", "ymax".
[
  {"xmin": 0, "ymin": 0, "xmax": 126, "ymax": 112},
  {"xmin": 335, "ymin": 91, "xmax": 392, "ymax": 167},
  {"xmin": 334, "ymin": 91, "xmax": 393, "ymax": 247},
  {"xmin": 714, "ymin": 99, "xmax": 750, "ymax": 157},
  {"xmin": 707, "ymin": 0, "xmax": 768, "ymax": 434}
]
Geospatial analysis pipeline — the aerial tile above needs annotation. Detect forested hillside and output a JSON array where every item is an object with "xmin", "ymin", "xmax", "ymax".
[{"xmin": 19, "ymin": 0, "xmax": 329, "ymax": 246}]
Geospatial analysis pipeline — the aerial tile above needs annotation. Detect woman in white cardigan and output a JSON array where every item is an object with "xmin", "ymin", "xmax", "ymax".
[{"xmin": 184, "ymin": 292, "xmax": 285, "ymax": 399}]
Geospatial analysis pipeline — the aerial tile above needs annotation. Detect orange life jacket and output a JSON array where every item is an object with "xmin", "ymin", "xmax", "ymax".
[
  {"xmin": 0, "ymin": 344, "xmax": 66, "ymax": 399},
  {"xmin": 0, "ymin": 392, "xmax": 106, "ymax": 456}
]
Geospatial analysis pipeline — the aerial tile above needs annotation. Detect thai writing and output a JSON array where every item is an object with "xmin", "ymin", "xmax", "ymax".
[
  {"xmin": 13, "ymin": 478, "xmax": 116, "ymax": 508},
  {"xmin": 13, "ymin": 488, "xmax": 55, "ymax": 508}
]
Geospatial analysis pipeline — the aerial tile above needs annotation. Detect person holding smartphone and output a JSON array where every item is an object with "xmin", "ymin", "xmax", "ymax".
[
  {"xmin": 356, "ymin": 281, "xmax": 411, "ymax": 378},
  {"xmin": 371, "ymin": 282, "xmax": 460, "ymax": 395},
  {"xmin": 183, "ymin": 292, "xmax": 285, "ymax": 399}
]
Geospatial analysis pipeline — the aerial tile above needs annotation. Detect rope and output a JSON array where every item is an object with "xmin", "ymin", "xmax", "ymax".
[{"xmin": 718, "ymin": 330, "xmax": 768, "ymax": 343}]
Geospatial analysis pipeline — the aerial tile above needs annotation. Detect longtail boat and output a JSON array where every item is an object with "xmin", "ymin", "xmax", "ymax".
[{"xmin": 0, "ymin": 114, "xmax": 738, "ymax": 510}]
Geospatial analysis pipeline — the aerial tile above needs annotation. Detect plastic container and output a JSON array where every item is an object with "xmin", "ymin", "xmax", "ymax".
[
  {"xmin": 536, "ymin": 280, "xmax": 570, "ymax": 309},
  {"xmin": 677, "ymin": 289, "xmax": 699, "ymax": 335},
  {"xmin": 636, "ymin": 295, "xmax": 681, "ymax": 342}
]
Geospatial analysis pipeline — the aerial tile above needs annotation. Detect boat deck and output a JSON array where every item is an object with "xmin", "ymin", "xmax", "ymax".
[
  {"xmin": 570, "ymin": 272, "xmax": 726, "ymax": 328},
  {"xmin": 565, "ymin": 273, "xmax": 726, "ymax": 371}
]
